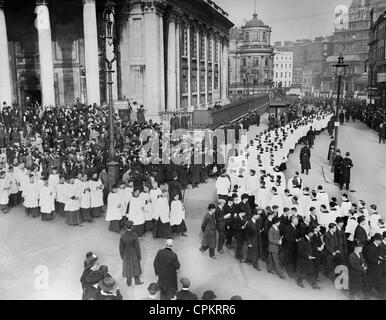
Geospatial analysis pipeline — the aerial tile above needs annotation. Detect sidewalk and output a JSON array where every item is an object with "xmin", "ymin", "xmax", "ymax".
[{"xmin": 286, "ymin": 120, "xmax": 386, "ymax": 215}]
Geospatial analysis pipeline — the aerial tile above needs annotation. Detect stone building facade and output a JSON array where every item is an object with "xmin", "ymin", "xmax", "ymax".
[
  {"xmin": 228, "ymin": 13, "xmax": 274, "ymax": 99},
  {"xmin": 0, "ymin": 0, "xmax": 233, "ymax": 120}
]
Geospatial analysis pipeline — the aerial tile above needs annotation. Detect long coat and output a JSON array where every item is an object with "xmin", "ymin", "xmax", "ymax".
[
  {"xmin": 299, "ymin": 146, "xmax": 311, "ymax": 171},
  {"xmin": 201, "ymin": 212, "xmax": 217, "ymax": 248},
  {"xmin": 333, "ymin": 154, "xmax": 343, "ymax": 183},
  {"xmin": 119, "ymin": 230, "xmax": 142, "ymax": 278},
  {"xmin": 348, "ymin": 252, "xmax": 368, "ymax": 293},
  {"xmin": 154, "ymin": 248, "xmax": 180, "ymax": 293},
  {"xmin": 296, "ymin": 236, "xmax": 314, "ymax": 279},
  {"xmin": 341, "ymin": 157, "xmax": 353, "ymax": 185}
]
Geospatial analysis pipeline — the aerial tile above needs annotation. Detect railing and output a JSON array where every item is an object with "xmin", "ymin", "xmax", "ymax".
[{"xmin": 159, "ymin": 111, "xmax": 193, "ymax": 130}]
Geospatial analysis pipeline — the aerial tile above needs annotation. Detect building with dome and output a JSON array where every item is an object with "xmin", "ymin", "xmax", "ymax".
[{"xmin": 228, "ymin": 12, "xmax": 274, "ymax": 100}]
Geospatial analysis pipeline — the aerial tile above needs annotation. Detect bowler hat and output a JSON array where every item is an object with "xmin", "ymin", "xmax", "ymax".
[
  {"xmin": 202, "ymin": 290, "xmax": 216, "ymax": 300},
  {"xmin": 98, "ymin": 277, "xmax": 118, "ymax": 292},
  {"xmin": 125, "ymin": 220, "xmax": 134, "ymax": 229},
  {"xmin": 373, "ymin": 233, "xmax": 383, "ymax": 241}
]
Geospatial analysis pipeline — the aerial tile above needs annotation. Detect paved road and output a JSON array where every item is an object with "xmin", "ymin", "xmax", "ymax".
[{"xmin": 0, "ymin": 114, "xmax": 352, "ymax": 300}]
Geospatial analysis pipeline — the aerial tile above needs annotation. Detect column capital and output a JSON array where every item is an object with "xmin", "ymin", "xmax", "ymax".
[
  {"xmin": 83, "ymin": 0, "xmax": 96, "ymax": 4},
  {"xmin": 35, "ymin": 0, "xmax": 49, "ymax": 6},
  {"xmin": 141, "ymin": 0, "xmax": 167, "ymax": 15}
]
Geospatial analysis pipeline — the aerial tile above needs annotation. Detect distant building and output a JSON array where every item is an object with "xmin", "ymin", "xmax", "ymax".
[
  {"xmin": 327, "ymin": 0, "xmax": 386, "ymax": 94},
  {"xmin": 369, "ymin": 9, "xmax": 386, "ymax": 107},
  {"xmin": 229, "ymin": 12, "xmax": 274, "ymax": 99},
  {"xmin": 273, "ymin": 51, "xmax": 293, "ymax": 88}
]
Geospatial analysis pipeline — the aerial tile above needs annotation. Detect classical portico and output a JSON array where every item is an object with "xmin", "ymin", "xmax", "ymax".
[{"xmin": 0, "ymin": 0, "xmax": 233, "ymax": 120}]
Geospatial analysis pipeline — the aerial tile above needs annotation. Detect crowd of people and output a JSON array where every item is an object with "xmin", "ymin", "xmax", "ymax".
[{"xmin": 1, "ymin": 93, "xmax": 385, "ymax": 300}]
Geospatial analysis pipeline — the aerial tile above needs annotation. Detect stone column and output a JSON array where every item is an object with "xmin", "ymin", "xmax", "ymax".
[
  {"xmin": 175, "ymin": 15, "xmax": 181, "ymax": 110},
  {"xmin": 196, "ymin": 28, "xmax": 200, "ymax": 108},
  {"xmin": 159, "ymin": 12, "xmax": 165, "ymax": 110},
  {"xmin": 83, "ymin": 0, "xmax": 100, "ymax": 105},
  {"xmin": 167, "ymin": 12, "xmax": 177, "ymax": 111},
  {"xmin": 0, "ymin": 1, "xmax": 12, "ymax": 107},
  {"xmin": 211, "ymin": 36, "xmax": 215, "ymax": 99},
  {"xmin": 35, "ymin": 0, "xmax": 55, "ymax": 107},
  {"xmin": 186, "ymin": 23, "xmax": 191, "ymax": 108},
  {"xmin": 204, "ymin": 31, "xmax": 208, "ymax": 105},
  {"xmin": 223, "ymin": 39, "xmax": 229, "ymax": 102},
  {"xmin": 143, "ymin": 1, "xmax": 166, "ymax": 120}
]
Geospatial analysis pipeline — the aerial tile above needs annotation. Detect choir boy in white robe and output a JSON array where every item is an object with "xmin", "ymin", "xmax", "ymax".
[
  {"xmin": 79, "ymin": 174, "xmax": 93, "ymax": 222},
  {"xmin": 118, "ymin": 181, "xmax": 132, "ymax": 216},
  {"xmin": 127, "ymin": 188, "xmax": 146, "ymax": 236},
  {"xmin": 0, "ymin": 170, "xmax": 10, "ymax": 213},
  {"xmin": 14, "ymin": 162, "xmax": 26, "ymax": 204},
  {"xmin": 64, "ymin": 176, "xmax": 82, "ymax": 226},
  {"xmin": 256, "ymin": 181, "xmax": 270, "ymax": 210},
  {"xmin": 22, "ymin": 174, "xmax": 40, "ymax": 217},
  {"xmin": 89, "ymin": 173, "xmax": 104, "ymax": 218},
  {"xmin": 6, "ymin": 166, "xmax": 18, "ymax": 208},
  {"xmin": 39, "ymin": 176, "xmax": 56, "ymax": 221},
  {"xmin": 106, "ymin": 185, "xmax": 123, "ymax": 233},
  {"xmin": 149, "ymin": 180, "xmax": 162, "ymax": 228},
  {"xmin": 316, "ymin": 185, "xmax": 329, "ymax": 208},
  {"xmin": 48, "ymin": 167, "xmax": 60, "ymax": 192},
  {"xmin": 141, "ymin": 185, "xmax": 153, "ymax": 233},
  {"xmin": 340, "ymin": 194, "xmax": 352, "ymax": 226},
  {"xmin": 170, "ymin": 193, "xmax": 187, "ymax": 236},
  {"xmin": 153, "ymin": 189, "xmax": 172, "ymax": 239}
]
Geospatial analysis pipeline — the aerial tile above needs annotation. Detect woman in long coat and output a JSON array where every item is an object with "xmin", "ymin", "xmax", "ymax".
[{"xmin": 119, "ymin": 220, "xmax": 143, "ymax": 286}]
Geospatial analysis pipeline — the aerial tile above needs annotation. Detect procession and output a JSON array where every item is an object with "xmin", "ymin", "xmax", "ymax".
[{"xmin": 1, "ymin": 0, "xmax": 386, "ymax": 303}]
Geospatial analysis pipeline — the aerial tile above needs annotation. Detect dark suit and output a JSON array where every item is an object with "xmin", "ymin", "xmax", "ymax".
[
  {"xmin": 296, "ymin": 236, "xmax": 316, "ymax": 286},
  {"xmin": 283, "ymin": 224, "xmax": 300, "ymax": 274},
  {"xmin": 224, "ymin": 203, "xmax": 235, "ymax": 246},
  {"xmin": 324, "ymin": 230, "xmax": 338, "ymax": 277},
  {"xmin": 245, "ymin": 218, "xmax": 262, "ymax": 268},
  {"xmin": 335, "ymin": 226, "xmax": 348, "ymax": 265},
  {"xmin": 215, "ymin": 206, "xmax": 226, "ymax": 252},
  {"xmin": 154, "ymin": 247, "xmax": 181, "ymax": 300},
  {"xmin": 348, "ymin": 251, "xmax": 368, "ymax": 297},
  {"xmin": 365, "ymin": 242, "xmax": 383, "ymax": 294},
  {"xmin": 176, "ymin": 289, "xmax": 198, "ymax": 300},
  {"xmin": 354, "ymin": 225, "xmax": 368, "ymax": 246}
]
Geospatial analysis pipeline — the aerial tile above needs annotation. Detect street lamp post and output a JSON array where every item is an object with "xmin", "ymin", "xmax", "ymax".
[
  {"xmin": 333, "ymin": 53, "xmax": 348, "ymax": 152},
  {"xmin": 101, "ymin": 0, "xmax": 119, "ymax": 191}
]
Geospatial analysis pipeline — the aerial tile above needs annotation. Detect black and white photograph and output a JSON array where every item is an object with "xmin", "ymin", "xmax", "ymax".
[{"xmin": 0, "ymin": 0, "xmax": 386, "ymax": 305}]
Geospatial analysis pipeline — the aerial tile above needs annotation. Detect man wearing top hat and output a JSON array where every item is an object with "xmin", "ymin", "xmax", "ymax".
[{"xmin": 119, "ymin": 220, "xmax": 144, "ymax": 287}]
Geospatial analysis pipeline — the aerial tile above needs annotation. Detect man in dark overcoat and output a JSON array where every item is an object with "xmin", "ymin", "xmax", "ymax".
[
  {"xmin": 365, "ymin": 233, "xmax": 384, "ymax": 297},
  {"xmin": 348, "ymin": 241, "xmax": 368, "ymax": 299},
  {"xmin": 245, "ymin": 211, "xmax": 262, "ymax": 270},
  {"xmin": 299, "ymin": 142, "xmax": 311, "ymax": 175},
  {"xmin": 200, "ymin": 203, "xmax": 217, "ymax": 259},
  {"xmin": 215, "ymin": 199, "xmax": 227, "ymax": 254},
  {"xmin": 119, "ymin": 220, "xmax": 143, "ymax": 287},
  {"xmin": 333, "ymin": 149, "xmax": 343, "ymax": 184},
  {"xmin": 341, "ymin": 152, "xmax": 353, "ymax": 190},
  {"xmin": 296, "ymin": 227, "xmax": 319, "ymax": 289},
  {"xmin": 154, "ymin": 239, "xmax": 181, "ymax": 300},
  {"xmin": 283, "ymin": 215, "xmax": 301, "ymax": 277}
]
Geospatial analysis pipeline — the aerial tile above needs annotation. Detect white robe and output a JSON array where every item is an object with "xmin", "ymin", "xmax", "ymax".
[
  {"xmin": 127, "ymin": 196, "xmax": 145, "ymax": 226},
  {"xmin": 6, "ymin": 172, "xmax": 18, "ymax": 195},
  {"xmin": 48, "ymin": 174, "xmax": 60, "ymax": 192},
  {"xmin": 106, "ymin": 192, "xmax": 123, "ymax": 221},
  {"xmin": 56, "ymin": 183, "xmax": 67, "ymax": 203},
  {"xmin": 79, "ymin": 181, "xmax": 91, "ymax": 209},
  {"xmin": 22, "ymin": 182, "xmax": 40, "ymax": 208},
  {"xmin": 89, "ymin": 179, "xmax": 104, "ymax": 208},
  {"xmin": 39, "ymin": 185, "xmax": 56, "ymax": 213},
  {"xmin": 118, "ymin": 188, "xmax": 132, "ymax": 215},
  {"xmin": 155, "ymin": 196, "xmax": 169, "ymax": 222},
  {"xmin": 0, "ymin": 178, "xmax": 10, "ymax": 205},
  {"xmin": 170, "ymin": 200, "xmax": 185, "ymax": 226},
  {"xmin": 64, "ymin": 183, "xmax": 81, "ymax": 212}
]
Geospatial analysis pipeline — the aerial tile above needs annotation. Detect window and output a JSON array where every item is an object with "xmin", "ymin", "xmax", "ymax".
[
  {"xmin": 289, "ymin": 72, "xmax": 291, "ymax": 78},
  {"xmin": 284, "ymin": 81, "xmax": 287, "ymax": 87},
  {"xmin": 281, "ymin": 72, "xmax": 283, "ymax": 77},
  {"xmin": 265, "ymin": 58, "xmax": 268, "ymax": 67},
  {"xmin": 281, "ymin": 64, "xmax": 283, "ymax": 68},
  {"xmin": 254, "ymin": 58, "xmax": 259, "ymax": 66},
  {"xmin": 285, "ymin": 72, "xmax": 287, "ymax": 78},
  {"xmin": 276, "ymin": 72, "xmax": 278, "ymax": 78},
  {"xmin": 289, "ymin": 64, "xmax": 292, "ymax": 69},
  {"xmin": 255, "ymin": 31, "xmax": 259, "ymax": 41},
  {"xmin": 245, "ymin": 32, "xmax": 249, "ymax": 41},
  {"xmin": 262, "ymin": 32, "xmax": 266, "ymax": 41},
  {"xmin": 243, "ymin": 58, "xmax": 246, "ymax": 66}
]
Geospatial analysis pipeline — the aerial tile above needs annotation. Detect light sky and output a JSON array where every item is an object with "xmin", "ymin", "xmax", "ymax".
[{"xmin": 215, "ymin": 0, "xmax": 352, "ymax": 43}]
